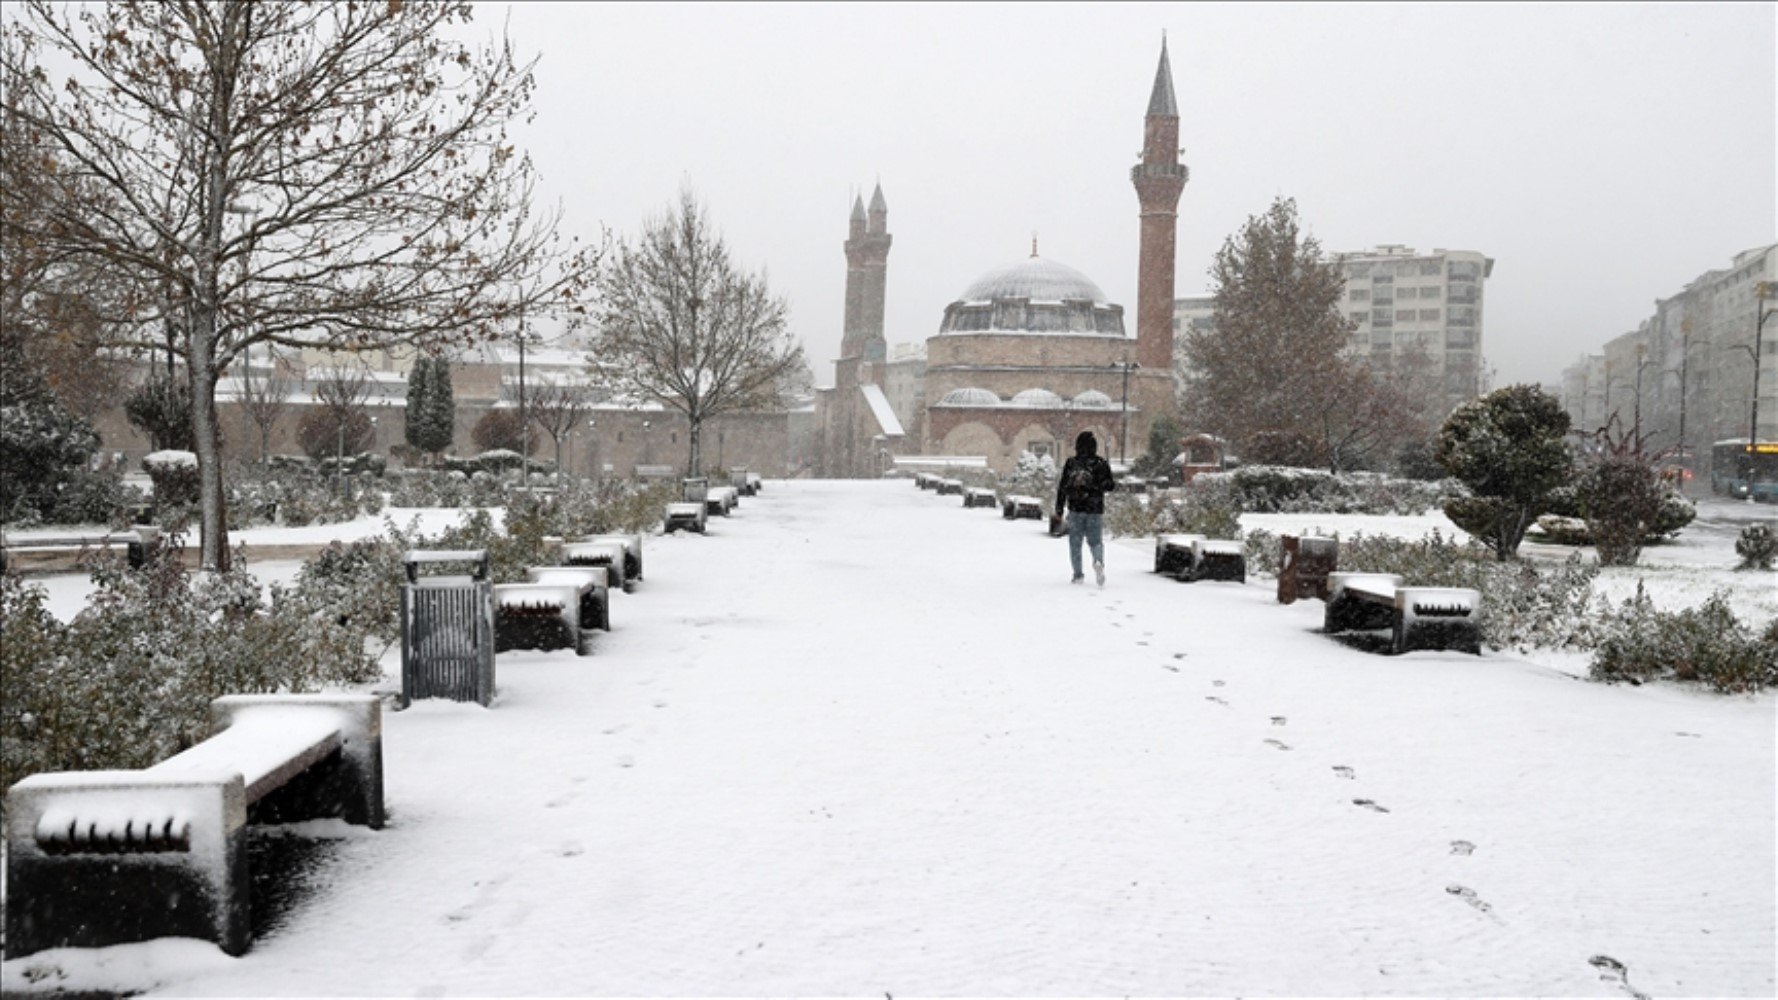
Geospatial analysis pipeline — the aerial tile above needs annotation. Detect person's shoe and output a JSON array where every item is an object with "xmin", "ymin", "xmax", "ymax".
[
  {"xmin": 1071, "ymin": 574, "xmax": 1084, "ymax": 584},
  {"xmin": 1094, "ymin": 561, "xmax": 1105, "ymax": 586}
]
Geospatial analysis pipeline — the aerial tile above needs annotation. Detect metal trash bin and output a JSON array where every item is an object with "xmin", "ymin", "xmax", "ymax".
[{"xmin": 400, "ymin": 549, "xmax": 495, "ymax": 707}]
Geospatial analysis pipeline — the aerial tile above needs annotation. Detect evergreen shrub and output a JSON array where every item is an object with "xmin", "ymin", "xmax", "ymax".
[
  {"xmin": 1736, "ymin": 524, "xmax": 1777, "ymax": 571},
  {"xmin": 1591, "ymin": 589, "xmax": 1778, "ymax": 693}
]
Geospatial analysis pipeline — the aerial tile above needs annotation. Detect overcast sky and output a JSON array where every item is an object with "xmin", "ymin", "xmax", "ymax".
[{"xmin": 492, "ymin": 1, "xmax": 1775, "ymax": 389}]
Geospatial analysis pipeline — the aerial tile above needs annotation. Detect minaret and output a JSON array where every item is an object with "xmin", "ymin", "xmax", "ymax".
[
  {"xmin": 841, "ymin": 183, "xmax": 892, "ymax": 364},
  {"xmin": 1131, "ymin": 37, "xmax": 1187, "ymax": 374}
]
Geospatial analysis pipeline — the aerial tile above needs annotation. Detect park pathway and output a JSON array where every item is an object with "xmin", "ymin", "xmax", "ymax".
[{"xmin": 121, "ymin": 479, "xmax": 1773, "ymax": 998}]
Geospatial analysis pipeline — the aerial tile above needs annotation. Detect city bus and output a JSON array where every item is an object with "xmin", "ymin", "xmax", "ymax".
[{"xmin": 1710, "ymin": 438, "xmax": 1778, "ymax": 501}]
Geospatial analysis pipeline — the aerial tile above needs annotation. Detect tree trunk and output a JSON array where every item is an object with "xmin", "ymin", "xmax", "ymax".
[
  {"xmin": 687, "ymin": 418, "xmax": 702, "ymax": 478},
  {"xmin": 189, "ymin": 342, "xmax": 231, "ymax": 572}
]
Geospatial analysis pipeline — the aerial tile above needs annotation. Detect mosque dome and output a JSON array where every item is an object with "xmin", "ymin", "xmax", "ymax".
[
  {"xmin": 1072, "ymin": 389, "xmax": 1114, "ymax": 408},
  {"xmin": 960, "ymin": 256, "xmax": 1110, "ymax": 304},
  {"xmin": 936, "ymin": 387, "xmax": 1001, "ymax": 407},
  {"xmin": 939, "ymin": 255, "xmax": 1126, "ymax": 336},
  {"xmin": 1009, "ymin": 388, "xmax": 1064, "ymax": 408}
]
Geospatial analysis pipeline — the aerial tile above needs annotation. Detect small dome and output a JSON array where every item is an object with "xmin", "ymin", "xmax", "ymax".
[
  {"xmin": 960, "ymin": 256, "xmax": 1109, "ymax": 304},
  {"xmin": 937, "ymin": 387, "xmax": 1001, "ymax": 407},
  {"xmin": 1009, "ymin": 388, "xmax": 1064, "ymax": 408},
  {"xmin": 1073, "ymin": 390, "xmax": 1114, "ymax": 408}
]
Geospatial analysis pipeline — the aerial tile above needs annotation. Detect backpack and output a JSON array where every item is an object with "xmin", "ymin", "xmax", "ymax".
[{"xmin": 1065, "ymin": 461, "xmax": 1096, "ymax": 502}]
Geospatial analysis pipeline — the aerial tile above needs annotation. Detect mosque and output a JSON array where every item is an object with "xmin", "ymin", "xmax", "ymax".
[{"xmin": 815, "ymin": 39, "xmax": 1186, "ymax": 477}]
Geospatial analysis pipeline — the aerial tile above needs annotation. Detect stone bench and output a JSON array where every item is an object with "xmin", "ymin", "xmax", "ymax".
[
  {"xmin": 493, "ymin": 581, "xmax": 597, "ymax": 655},
  {"xmin": 662, "ymin": 501, "xmax": 707, "ymax": 534},
  {"xmin": 1153, "ymin": 533, "xmax": 1205, "ymax": 577},
  {"xmin": 934, "ymin": 478, "xmax": 963, "ymax": 496},
  {"xmin": 0, "ymin": 526, "xmax": 161, "ymax": 573},
  {"xmin": 578, "ymin": 533, "xmax": 643, "ymax": 589},
  {"xmin": 1189, "ymin": 539, "xmax": 1247, "ymax": 583},
  {"xmin": 4, "ymin": 694, "xmax": 383, "ymax": 958},
  {"xmin": 1323, "ymin": 572, "xmax": 1482, "ymax": 655},
  {"xmin": 561, "ymin": 540, "xmax": 635, "ymax": 591},
  {"xmin": 963, "ymin": 487, "xmax": 998, "ymax": 509},
  {"xmin": 1002, "ymin": 494, "xmax": 1045, "ymax": 520},
  {"xmin": 705, "ymin": 485, "xmax": 739, "ymax": 516}
]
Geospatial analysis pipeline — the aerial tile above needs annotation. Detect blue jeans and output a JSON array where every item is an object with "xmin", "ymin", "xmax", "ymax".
[{"xmin": 1067, "ymin": 511, "xmax": 1104, "ymax": 579}]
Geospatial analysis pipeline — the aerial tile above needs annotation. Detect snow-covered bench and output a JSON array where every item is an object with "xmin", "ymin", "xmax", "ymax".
[
  {"xmin": 561, "ymin": 539, "xmax": 634, "ymax": 592},
  {"xmin": 4, "ymin": 694, "xmax": 384, "ymax": 958},
  {"xmin": 578, "ymin": 532, "xmax": 643, "ymax": 589},
  {"xmin": 666, "ymin": 478, "xmax": 711, "ymax": 534},
  {"xmin": 526, "ymin": 566, "xmax": 611, "ymax": 631},
  {"xmin": 915, "ymin": 473, "xmax": 936, "ymax": 490},
  {"xmin": 963, "ymin": 486, "xmax": 998, "ymax": 509},
  {"xmin": 729, "ymin": 467, "xmax": 756, "ymax": 497},
  {"xmin": 493, "ymin": 581, "xmax": 595, "ymax": 655},
  {"xmin": 705, "ymin": 484, "xmax": 739, "ymax": 516},
  {"xmin": 0, "ymin": 526, "xmax": 161, "ymax": 574},
  {"xmin": 1153, "ymin": 533, "xmax": 1205, "ymax": 577},
  {"xmin": 1323, "ymin": 572, "xmax": 1482, "ymax": 655},
  {"xmin": 1187, "ymin": 539, "xmax": 1247, "ymax": 583},
  {"xmin": 1002, "ymin": 494, "xmax": 1045, "ymax": 520},
  {"xmin": 934, "ymin": 478, "xmax": 963, "ymax": 496}
]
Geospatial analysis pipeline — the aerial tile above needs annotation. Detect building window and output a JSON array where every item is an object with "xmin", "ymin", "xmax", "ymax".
[
  {"xmin": 1350, "ymin": 289, "xmax": 1370, "ymax": 301},
  {"xmin": 1350, "ymin": 310, "xmax": 1369, "ymax": 324},
  {"xmin": 1448, "ymin": 261, "xmax": 1480, "ymax": 282},
  {"xmin": 1420, "ymin": 309, "xmax": 1441, "ymax": 322},
  {"xmin": 1421, "ymin": 286, "xmax": 1442, "ymax": 299},
  {"xmin": 1420, "ymin": 261, "xmax": 1442, "ymax": 276},
  {"xmin": 1397, "ymin": 287, "xmax": 1419, "ymax": 300}
]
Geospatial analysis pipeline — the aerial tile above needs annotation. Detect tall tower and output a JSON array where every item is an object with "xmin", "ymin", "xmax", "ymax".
[
  {"xmin": 841, "ymin": 183, "xmax": 892, "ymax": 364},
  {"xmin": 1131, "ymin": 37, "xmax": 1187, "ymax": 374}
]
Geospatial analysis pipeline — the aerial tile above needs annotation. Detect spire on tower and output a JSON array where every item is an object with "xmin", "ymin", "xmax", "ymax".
[
  {"xmin": 867, "ymin": 183, "xmax": 888, "ymax": 235},
  {"xmin": 1147, "ymin": 36, "xmax": 1178, "ymax": 118}
]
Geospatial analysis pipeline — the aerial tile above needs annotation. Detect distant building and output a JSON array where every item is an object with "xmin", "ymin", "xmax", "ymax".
[{"xmin": 1331, "ymin": 245, "xmax": 1494, "ymax": 412}]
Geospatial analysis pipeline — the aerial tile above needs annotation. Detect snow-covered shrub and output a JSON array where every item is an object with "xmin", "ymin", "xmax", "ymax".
[
  {"xmin": 46, "ymin": 466, "xmax": 139, "ymax": 527},
  {"xmin": 1192, "ymin": 465, "xmax": 1462, "ymax": 516},
  {"xmin": 1591, "ymin": 589, "xmax": 1778, "ymax": 693},
  {"xmin": 998, "ymin": 451, "xmax": 1057, "ymax": 505},
  {"xmin": 1111, "ymin": 476, "xmax": 1243, "ymax": 540},
  {"xmin": 143, "ymin": 449, "xmax": 201, "ymax": 521},
  {"xmin": 1736, "ymin": 524, "xmax": 1777, "ymax": 571},
  {"xmin": 1268, "ymin": 529, "xmax": 1606, "ymax": 652},
  {"xmin": 1435, "ymin": 385, "xmax": 1573, "ymax": 560},
  {"xmin": 1578, "ymin": 457, "xmax": 1671, "ymax": 566},
  {"xmin": 0, "ymin": 539, "xmax": 382, "ymax": 791}
]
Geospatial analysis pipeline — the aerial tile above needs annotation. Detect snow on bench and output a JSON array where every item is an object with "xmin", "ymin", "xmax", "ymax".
[
  {"xmin": 934, "ymin": 478, "xmax": 964, "ymax": 496},
  {"xmin": 1001, "ymin": 494, "xmax": 1044, "ymax": 520},
  {"xmin": 1323, "ymin": 571, "xmax": 1482, "ymax": 655},
  {"xmin": 0, "ymin": 526, "xmax": 161, "ymax": 573},
  {"xmin": 1153, "ymin": 533, "xmax": 1205, "ymax": 577},
  {"xmin": 493, "ymin": 581, "xmax": 596, "ymax": 655},
  {"xmin": 4, "ymin": 694, "xmax": 384, "ymax": 958},
  {"xmin": 578, "ymin": 533, "xmax": 644, "ymax": 588},
  {"xmin": 705, "ymin": 485, "xmax": 740, "ymax": 516},
  {"xmin": 963, "ymin": 487, "xmax": 998, "ymax": 509},
  {"xmin": 561, "ymin": 540, "xmax": 635, "ymax": 592},
  {"xmin": 1188, "ymin": 539, "xmax": 1247, "ymax": 584}
]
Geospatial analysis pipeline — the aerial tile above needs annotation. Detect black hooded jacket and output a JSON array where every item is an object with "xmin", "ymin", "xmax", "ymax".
[{"xmin": 1055, "ymin": 431, "xmax": 1117, "ymax": 515}]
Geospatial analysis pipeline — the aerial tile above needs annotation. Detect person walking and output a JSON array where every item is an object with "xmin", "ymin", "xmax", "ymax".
[{"xmin": 1055, "ymin": 430, "xmax": 1118, "ymax": 585}]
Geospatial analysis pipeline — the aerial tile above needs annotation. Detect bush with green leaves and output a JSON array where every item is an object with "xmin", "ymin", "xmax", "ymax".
[
  {"xmin": 1590, "ymin": 589, "xmax": 1778, "ymax": 693},
  {"xmin": 1202, "ymin": 465, "xmax": 1465, "ymax": 516},
  {"xmin": 1, "ymin": 540, "xmax": 382, "ymax": 792},
  {"xmin": 1436, "ymin": 384, "xmax": 1572, "ymax": 560},
  {"xmin": 1736, "ymin": 524, "xmax": 1777, "ymax": 571},
  {"xmin": 1108, "ymin": 475, "xmax": 1243, "ymax": 540},
  {"xmin": 1240, "ymin": 527, "xmax": 1607, "ymax": 652}
]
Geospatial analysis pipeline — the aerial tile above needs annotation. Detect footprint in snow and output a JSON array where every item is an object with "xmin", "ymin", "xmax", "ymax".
[
  {"xmin": 1212, "ymin": 679, "xmax": 1226, "ymax": 687},
  {"xmin": 1263, "ymin": 738, "xmax": 1291, "ymax": 751},
  {"xmin": 1450, "ymin": 840, "xmax": 1476, "ymax": 856},
  {"xmin": 1161, "ymin": 664, "xmax": 1179, "ymax": 673},
  {"xmin": 1332, "ymin": 766, "xmax": 1356, "ymax": 779},
  {"xmin": 1353, "ymin": 798, "xmax": 1389, "ymax": 813},
  {"xmin": 1446, "ymin": 884, "xmax": 1492, "ymax": 913},
  {"xmin": 1589, "ymin": 955, "xmax": 1653, "ymax": 1000},
  {"xmin": 1173, "ymin": 652, "xmax": 1188, "ymax": 660},
  {"xmin": 1270, "ymin": 716, "xmax": 1287, "ymax": 726},
  {"xmin": 1205, "ymin": 696, "xmax": 1229, "ymax": 707}
]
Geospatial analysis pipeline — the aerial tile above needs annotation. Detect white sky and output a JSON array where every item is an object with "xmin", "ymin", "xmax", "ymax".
[{"xmin": 492, "ymin": 3, "xmax": 1775, "ymax": 388}]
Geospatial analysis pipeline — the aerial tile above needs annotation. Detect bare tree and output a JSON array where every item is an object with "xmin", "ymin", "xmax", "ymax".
[
  {"xmin": 591, "ymin": 187, "xmax": 804, "ymax": 476},
  {"xmin": 239, "ymin": 349, "xmax": 293, "ymax": 463},
  {"xmin": 296, "ymin": 365, "xmax": 373, "ymax": 463},
  {"xmin": 528, "ymin": 378, "xmax": 588, "ymax": 476},
  {"xmin": 1, "ymin": 1, "xmax": 595, "ymax": 569}
]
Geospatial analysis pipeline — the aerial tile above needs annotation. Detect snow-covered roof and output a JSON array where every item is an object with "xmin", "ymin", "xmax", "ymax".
[
  {"xmin": 959, "ymin": 256, "xmax": 1110, "ymax": 305},
  {"xmin": 937, "ymin": 387, "xmax": 1001, "ymax": 407},
  {"xmin": 859, "ymin": 383, "xmax": 905, "ymax": 437},
  {"xmin": 1009, "ymin": 388, "xmax": 1063, "ymax": 408}
]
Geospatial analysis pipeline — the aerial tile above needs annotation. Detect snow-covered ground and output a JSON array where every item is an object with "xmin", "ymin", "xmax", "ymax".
[{"xmin": 3, "ymin": 480, "xmax": 1774, "ymax": 997}]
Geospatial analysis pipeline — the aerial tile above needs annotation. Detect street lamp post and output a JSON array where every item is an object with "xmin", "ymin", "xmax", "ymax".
[
  {"xmin": 1114, "ymin": 359, "xmax": 1139, "ymax": 465},
  {"xmin": 1754, "ymin": 281, "xmax": 1775, "ymax": 463}
]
